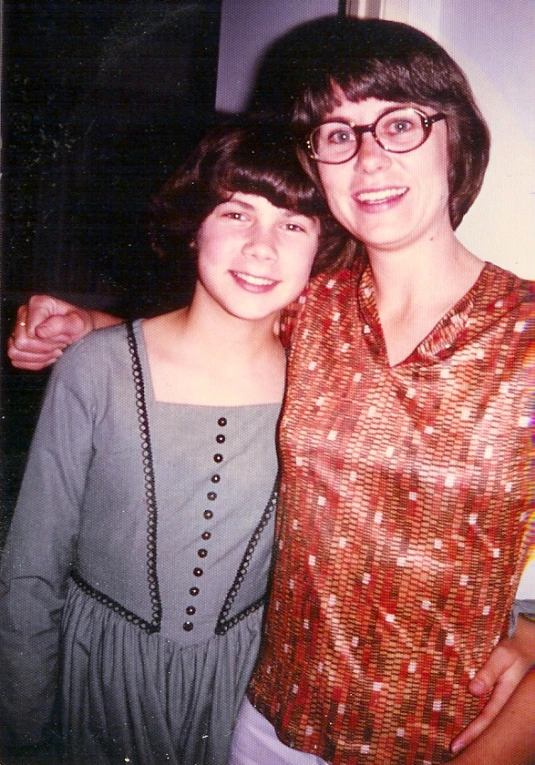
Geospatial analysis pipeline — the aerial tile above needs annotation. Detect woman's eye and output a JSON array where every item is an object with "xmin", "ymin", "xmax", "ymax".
[
  {"xmin": 328, "ymin": 129, "xmax": 354, "ymax": 145},
  {"xmin": 387, "ymin": 118, "xmax": 415, "ymax": 135}
]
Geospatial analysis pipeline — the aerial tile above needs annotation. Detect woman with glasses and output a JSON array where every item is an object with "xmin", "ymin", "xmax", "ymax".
[
  {"xmin": 7, "ymin": 17, "xmax": 535, "ymax": 765},
  {"xmin": 233, "ymin": 17, "xmax": 535, "ymax": 765}
]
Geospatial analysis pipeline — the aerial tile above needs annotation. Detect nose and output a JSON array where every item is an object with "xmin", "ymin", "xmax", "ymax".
[
  {"xmin": 353, "ymin": 132, "xmax": 391, "ymax": 174},
  {"xmin": 243, "ymin": 224, "xmax": 278, "ymax": 260}
]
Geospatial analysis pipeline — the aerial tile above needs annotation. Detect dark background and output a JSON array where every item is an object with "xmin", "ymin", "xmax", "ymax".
[{"xmin": 1, "ymin": 0, "xmax": 223, "ymax": 536}]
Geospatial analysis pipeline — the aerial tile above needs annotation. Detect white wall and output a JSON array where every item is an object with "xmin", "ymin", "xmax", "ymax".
[{"xmin": 404, "ymin": 0, "xmax": 535, "ymax": 279}]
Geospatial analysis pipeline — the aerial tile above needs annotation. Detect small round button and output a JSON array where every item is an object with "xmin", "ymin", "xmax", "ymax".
[
  {"xmin": 211, "ymin": 474, "xmax": 221, "ymax": 483},
  {"xmin": 204, "ymin": 510, "xmax": 213, "ymax": 520},
  {"xmin": 218, "ymin": 417, "xmax": 227, "ymax": 427},
  {"xmin": 186, "ymin": 606, "xmax": 196, "ymax": 616},
  {"xmin": 216, "ymin": 434, "xmax": 226, "ymax": 444},
  {"xmin": 198, "ymin": 549, "xmax": 208, "ymax": 558},
  {"xmin": 213, "ymin": 453, "xmax": 223, "ymax": 463},
  {"xmin": 193, "ymin": 567, "xmax": 203, "ymax": 577},
  {"xmin": 189, "ymin": 587, "xmax": 200, "ymax": 596},
  {"xmin": 183, "ymin": 621, "xmax": 194, "ymax": 631},
  {"xmin": 207, "ymin": 492, "xmax": 217, "ymax": 501},
  {"xmin": 201, "ymin": 531, "xmax": 211, "ymax": 541}
]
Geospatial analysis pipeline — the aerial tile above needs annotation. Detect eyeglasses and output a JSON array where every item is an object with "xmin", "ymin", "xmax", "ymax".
[{"xmin": 307, "ymin": 106, "xmax": 446, "ymax": 164}]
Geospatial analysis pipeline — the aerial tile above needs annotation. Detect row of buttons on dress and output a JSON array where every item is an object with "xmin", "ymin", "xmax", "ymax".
[{"xmin": 183, "ymin": 416, "xmax": 227, "ymax": 631}]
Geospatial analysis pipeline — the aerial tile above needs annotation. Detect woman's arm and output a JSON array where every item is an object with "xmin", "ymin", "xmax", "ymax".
[
  {"xmin": 450, "ymin": 615, "xmax": 535, "ymax": 763},
  {"xmin": 8, "ymin": 294, "xmax": 122, "ymax": 370},
  {"xmin": 450, "ymin": 668, "xmax": 535, "ymax": 764}
]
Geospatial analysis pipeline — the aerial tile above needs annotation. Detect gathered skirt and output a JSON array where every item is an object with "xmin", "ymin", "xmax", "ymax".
[{"xmin": 60, "ymin": 579, "xmax": 264, "ymax": 765}]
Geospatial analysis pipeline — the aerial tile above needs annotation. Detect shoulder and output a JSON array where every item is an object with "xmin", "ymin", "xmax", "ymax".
[
  {"xmin": 72, "ymin": 320, "xmax": 132, "ymax": 353},
  {"xmin": 280, "ymin": 267, "xmax": 359, "ymax": 347},
  {"xmin": 309, "ymin": 266, "xmax": 355, "ymax": 294},
  {"xmin": 480, "ymin": 262, "xmax": 535, "ymax": 318},
  {"xmin": 482, "ymin": 261, "xmax": 534, "ymax": 294},
  {"xmin": 50, "ymin": 321, "xmax": 138, "ymax": 391},
  {"xmin": 300, "ymin": 262, "xmax": 364, "ymax": 318}
]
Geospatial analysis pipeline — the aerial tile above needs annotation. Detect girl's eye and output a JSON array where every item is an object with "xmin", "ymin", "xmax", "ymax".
[
  {"xmin": 222, "ymin": 211, "xmax": 247, "ymax": 221},
  {"xmin": 284, "ymin": 222, "xmax": 306, "ymax": 233}
]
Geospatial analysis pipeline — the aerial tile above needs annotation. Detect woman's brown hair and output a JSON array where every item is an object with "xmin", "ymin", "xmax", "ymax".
[{"xmin": 291, "ymin": 18, "xmax": 490, "ymax": 230}]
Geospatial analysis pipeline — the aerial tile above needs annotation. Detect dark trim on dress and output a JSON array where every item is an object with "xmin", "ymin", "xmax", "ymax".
[
  {"xmin": 72, "ymin": 320, "xmax": 278, "ymax": 637},
  {"xmin": 71, "ymin": 570, "xmax": 159, "ymax": 634},
  {"xmin": 71, "ymin": 321, "xmax": 163, "ymax": 634},
  {"xmin": 215, "ymin": 484, "xmax": 278, "ymax": 635}
]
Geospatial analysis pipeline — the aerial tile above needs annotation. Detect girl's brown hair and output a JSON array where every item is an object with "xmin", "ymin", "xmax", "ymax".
[{"xmin": 149, "ymin": 122, "xmax": 350, "ymax": 276}]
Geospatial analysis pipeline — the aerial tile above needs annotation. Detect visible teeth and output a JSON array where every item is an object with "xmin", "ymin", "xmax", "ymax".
[
  {"xmin": 357, "ymin": 188, "xmax": 407, "ymax": 203},
  {"xmin": 235, "ymin": 272, "xmax": 274, "ymax": 286}
]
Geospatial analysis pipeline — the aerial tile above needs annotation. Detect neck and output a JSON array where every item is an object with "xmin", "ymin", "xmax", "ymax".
[
  {"xmin": 367, "ymin": 230, "xmax": 483, "ymax": 315},
  {"xmin": 181, "ymin": 290, "xmax": 281, "ymax": 362},
  {"xmin": 364, "ymin": 230, "xmax": 485, "ymax": 367},
  {"xmin": 141, "ymin": 290, "xmax": 286, "ymax": 406}
]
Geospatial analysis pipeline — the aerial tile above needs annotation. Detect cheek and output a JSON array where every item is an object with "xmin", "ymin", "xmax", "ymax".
[
  {"xmin": 424, "ymin": 137, "xmax": 450, "ymax": 196},
  {"xmin": 282, "ymin": 238, "xmax": 318, "ymax": 287},
  {"xmin": 196, "ymin": 227, "xmax": 233, "ymax": 268},
  {"xmin": 318, "ymin": 168, "xmax": 352, "ymax": 223},
  {"xmin": 318, "ymin": 166, "xmax": 341, "ymax": 202},
  {"xmin": 422, "ymin": 158, "xmax": 450, "ymax": 209}
]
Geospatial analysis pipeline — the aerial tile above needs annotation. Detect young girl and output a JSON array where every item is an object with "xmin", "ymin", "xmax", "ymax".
[{"xmin": 0, "ymin": 123, "xmax": 346, "ymax": 765}]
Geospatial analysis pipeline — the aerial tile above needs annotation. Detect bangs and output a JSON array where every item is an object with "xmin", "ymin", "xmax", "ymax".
[
  {"xmin": 295, "ymin": 55, "xmax": 458, "ymax": 132},
  {"xmin": 210, "ymin": 131, "xmax": 328, "ymax": 218},
  {"xmin": 218, "ymin": 165, "xmax": 326, "ymax": 218}
]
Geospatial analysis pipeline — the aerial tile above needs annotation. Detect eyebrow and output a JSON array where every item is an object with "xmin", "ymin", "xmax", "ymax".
[
  {"xmin": 223, "ymin": 197, "xmax": 310, "ymax": 219},
  {"xmin": 325, "ymin": 101, "xmax": 421, "ymax": 122},
  {"xmin": 221, "ymin": 198, "xmax": 255, "ymax": 211}
]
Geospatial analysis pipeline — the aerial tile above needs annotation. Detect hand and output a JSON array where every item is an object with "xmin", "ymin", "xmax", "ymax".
[
  {"xmin": 7, "ymin": 295, "xmax": 95, "ymax": 371},
  {"xmin": 451, "ymin": 616, "xmax": 535, "ymax": 754}
]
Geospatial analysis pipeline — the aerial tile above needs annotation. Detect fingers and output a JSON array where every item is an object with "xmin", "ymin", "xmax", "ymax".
[
  {"xmin": 451, "ymin": 640, "xmax": 529, "ymax": 754},
  {"xmin": 451, "ymin": 675, "xmax": 517, "ymax": 753},
  {"xmin": 34, "ymin": 312, "xmax": 86, "ymax": 343},
  {"xmin": 20, "ymin": 295, "xmax": 58, "ymax": 336},
  {"xmin": 468, "ymin": 645, "xmax": 514, "ymax": 696},
  {"xmin": 7, "ymin": 335, "xmax": 64, "ymax": 370},
  {"xmin": 7, "ymin": 296, "xmax": 93, "ymax": 371},
  {"xmin": 8, "ymin": 301, "xmax": 69, "ymax": 371}
]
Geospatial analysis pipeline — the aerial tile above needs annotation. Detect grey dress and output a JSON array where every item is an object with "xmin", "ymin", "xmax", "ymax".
[{"xmin": 0, "ymin": 320, "xmax": 280, "ymax": 765}]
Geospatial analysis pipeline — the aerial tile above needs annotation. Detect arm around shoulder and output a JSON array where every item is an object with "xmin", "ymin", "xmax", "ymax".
[{"xmin": 8, "ymin": 294, "xmax": 123, "ymax": 370}]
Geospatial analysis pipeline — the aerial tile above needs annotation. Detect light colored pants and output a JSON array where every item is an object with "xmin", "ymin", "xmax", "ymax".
[{"xmin": 229, "ymin": 698, "xmax": 329, "ymax": 765}]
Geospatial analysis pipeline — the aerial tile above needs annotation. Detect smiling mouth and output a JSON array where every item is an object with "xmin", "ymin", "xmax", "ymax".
[
  {"xmin": 231, "ymin": 271, "xmax": 278, "ymax": 287},
  {"xmin": 356, "ymin": 187, "xmax": 408, "ymax": 204}
]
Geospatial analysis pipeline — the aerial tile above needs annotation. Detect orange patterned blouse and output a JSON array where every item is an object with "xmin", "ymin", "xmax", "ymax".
[{"xmin": 248, "ymin": 260, "xmax": 535, "ymax": 764}]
